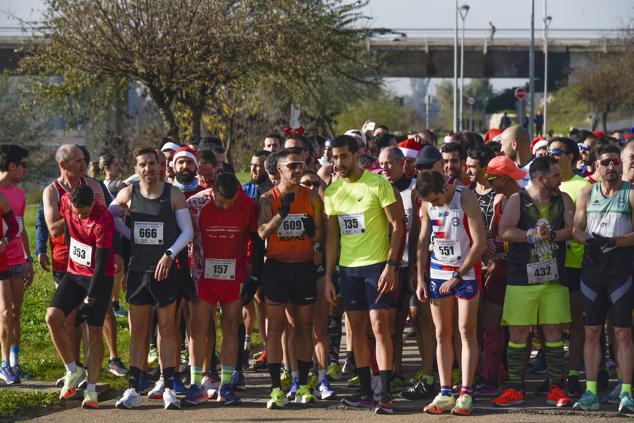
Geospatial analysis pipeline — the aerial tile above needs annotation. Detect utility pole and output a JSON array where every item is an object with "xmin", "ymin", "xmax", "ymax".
[
  {"xmin": 459, "ymin": 4, "xmax": 470, "ymax": 131},
  {"xmin": 543, "ymin": 0, "xmax": 552, "ymax": 137},
  {"xmin": 529, "ymin": 0, "xmax": 535, "ymax": 141},
  {"xmin": 425, "ymin": 95, "xmax": 432, "ymax": 129},
  {"xmin": 453, "ymin": 0, "xmax": 458, "ymax": 132}
]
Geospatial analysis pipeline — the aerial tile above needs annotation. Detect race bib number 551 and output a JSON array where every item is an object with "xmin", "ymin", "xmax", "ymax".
[
  {"xmin": 338, "ymin": 213, "xmax": 365, "ymax": 235},
  {"xmin": 134, "ymin": 221, "xmax": 164, "ymax": 245}
]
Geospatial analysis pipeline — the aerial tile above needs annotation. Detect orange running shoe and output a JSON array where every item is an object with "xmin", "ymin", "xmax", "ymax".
[
  {"xmin": 492, "ymin": 388, "xmax": 524, "ymax": 407},
  {"xmin": 547, "ymin": 384, "xmax": 572, "ymax": 407}
]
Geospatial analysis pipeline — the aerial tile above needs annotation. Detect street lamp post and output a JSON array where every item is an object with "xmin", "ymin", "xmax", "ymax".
[
  {"xmin": 543, "ymin": 3, "xmax": 552, "ymax": 136},
  {"xmin": 459, "ymin": 4, "xmax": 470, "ymax": 131},
  {"xmin": 529, "ymin": 0, "xmax": 535, "ymax": 141},
  {"xmin": 453, "ymin": 0, "xmax": 458, "ymax": 132}
]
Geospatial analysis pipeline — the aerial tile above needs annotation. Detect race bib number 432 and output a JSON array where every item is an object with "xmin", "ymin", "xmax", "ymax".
[
  {"xmin": 527, "ymin": 258, "xmax": 559, "ymax": 284},
  {"xmin": 338, "ymin": 213, "xmax": 365, "ymax": 235},
  {"xmin": 70, "ymin": 238, "xmax": 92, "ymax": 267},
  {"xmin": 204, "ymin": 258, "xmax": 236, "ymax": 281},
  {"xmin": 134, "ymin": 221, "xmax": 164, "ymax": 245}
]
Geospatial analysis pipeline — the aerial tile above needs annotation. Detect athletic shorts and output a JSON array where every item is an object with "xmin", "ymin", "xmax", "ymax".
[
  {"xmin": 428, "ymin": 277, "xmax": 479, "ymax": 300},
  {"xmin": 483, "ymin": 260, "xmax": 507, "ymax": 306},
  {"xmin": 261, "ymin": 259, "xmax": 316, "ymax": 305},
  {"xmin": 7, "ymin": 262, "xmax": 30, "ymax": 279},
  {"xmin": 197, "ymin": 279, "xmax": 241, "ymax": 306},
  {"xmin": 340, "ymin": 262, "xmax": 390, "ymax": 311},
  {"xmin": 127, "ymin": 267, "xmax": 178, "ymax": 308},
  {"xmin": 565, "ymin": 267, "xmax": 581, "ymax": 292},
  {"xmin": 53, "ymin": 271, "xmax": 66, "ymax": 285},
  {"xmin": 49, "ymin": 273, "xmax": 113, "ymax": 327},
  {"xmin": 0, "ymin": 271, "xmax": 9, "ymax": 281},
  {"xmin": 581, "ymin": 274, "xmax": 633, "ymax": 328},
  {"xmin": 502, "ymin": 283, "xmax": 570, "ymax": 326}
]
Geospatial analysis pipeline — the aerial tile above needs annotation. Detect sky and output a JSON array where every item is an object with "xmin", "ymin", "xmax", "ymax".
[{"xmin": 1, "ymin": 0, "xmax": 633, "ymax": 95}]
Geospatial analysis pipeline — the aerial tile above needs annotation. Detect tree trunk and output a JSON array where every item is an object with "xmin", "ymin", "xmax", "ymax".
[
  {"xmin": 147, "ymin": 85, "xmax": 180, "ymax": 142},
  {"xmin": 601, "ymin": 112, "xmax": 608, "ymax": 133},
  {"xmin": 225, "ymin": 113, "xmax": 234, "ymax": 167},
  {"xmin": 191, "ymin": 105, "xmax": 203, "ymax": 138}
]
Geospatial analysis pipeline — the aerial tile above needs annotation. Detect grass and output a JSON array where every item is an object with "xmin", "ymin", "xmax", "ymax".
[{"xmin": 0, "ymin": 390, "xmax": 62, "ymax": 418}]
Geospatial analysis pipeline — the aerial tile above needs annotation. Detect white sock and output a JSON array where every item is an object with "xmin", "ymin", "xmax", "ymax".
[
  {"xmin": 65, "ymin": 362, "xmax": 77, "ymax": 374},
  {"xmin": 291, "ymin": 371, "xmax": 298, "ymax": 381},
  {"xmin": 244, "ymin": 335, "xmax": 251, "ymax": 351},
  {"xmin": 318, "ymin": 369, "xmax": 327, "ymax": 383},
  {"xmin": 86, "ymin": 383, "xmax": 96, "ymax": 392}
]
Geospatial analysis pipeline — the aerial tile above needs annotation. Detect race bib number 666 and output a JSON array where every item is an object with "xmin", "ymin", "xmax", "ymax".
[{"xmin": 134, "ymin": 221, "xmax": 164, "ymax": 245}]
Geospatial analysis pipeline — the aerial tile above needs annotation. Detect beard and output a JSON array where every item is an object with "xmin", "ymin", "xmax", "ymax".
[{"xmin": 176, "ymin": 170, "xmax": 196, "ymax": 184}]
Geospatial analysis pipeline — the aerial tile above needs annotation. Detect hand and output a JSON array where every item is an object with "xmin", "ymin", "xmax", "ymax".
[
  {"xmin": 154, "ymin": 254, "xmax": 173, "ymax": 281},
  {"xmin": 324, "ymin": 278, "xmax": 338, "ymax": 306},
  {"xmin": 278, "ymin": 192, "xmax": 296, "ymax": 218},
  {"xmin": 376, "ymin": 265, "xmax": 397, "ymax": 302},
  {"xmin": 416, "ymin": 279, "xmax": 429, "ymax": 302},
  {"xmin": 38, "ymin": 253, "xmax": 50, "ymax": 272},
  {"xmin": 439, "ymin": 277, "xmax": 460, "ymax": 295},
  {"xmin": 75, "ymin": 300, "xmax": 95, "ymax": 326},
  {"xmin": 361, "ymin": 120, "xmax": 371, "ymax": 134},
  {"xmin": 241, "ymin": 276, "xmax": 259, "ymax": 306},
  {"xmin": 24, "ymin": 263, "xmax": 34, "ymax": 288},
  {"xmin": 301, "ymin": 216, "xmax": 316, "ymax": 238}
]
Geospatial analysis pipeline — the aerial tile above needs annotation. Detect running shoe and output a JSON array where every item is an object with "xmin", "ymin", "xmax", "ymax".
[
  {"xmin": 423, "ymin": 393, "xmax": 455, "ymax": 414},
  {"xmin": 172, "ymin": 376, "xmax": 185, "ymax": 394},
  {"xmin": 327, "ymin": 362, "xmax": 343, "ymax": 381},
  {"xmin": 60, "ymin": 367, "xmax": 85, "ymax": 400},
  {"xmin": 138, "ymin": 373, "xmax": 150, "ymax": 395},
  {"xmin": 251, "ymin": 352, "xmax": 268, "ymax": 371},
  {"xmin": 315, "ymin": 379, "xmax": 336, "ymax": 400},
  {"xmin": 12, "ymin": 365, "xmax": 29, "ymax": 381},
  {"xmin": 0, "ymin": 366, "xmax": 18, "ymax": 385},
  {"xmin": 280, "ymin": 369, "xmax": 292, "ymax": 390},
  {"xmin": 408, "ymin": 369, "xmax": 425, "ymax": 386},
  {"xmin": 567, "ymin": 375, "xmax": 583, "ymax": 398},
  {"xmin": 451, "ymin": 393, "xmax": 473, "ymax": 416},
  {"xmin": 294, "ymin": 385, "xmax": 314, "ymax": 404},
  {"xmin": 184, "ymin": 384, "xmax": 207, "ymax": 406},
  {"xmin": 81, "ymin": 391, "xmax": 98, "ymax": 409},
  {"xmin": 474, "ymin": 382, "xmax": 500, "ymax": 397},
  {"xmin": 375, "ymin": 393, "xmax": 393, "ymax": 415},
  {"xmin": 267, "ymin": 387, "xmax": 289, "ymax": 409},
  {"xmin": 341, "ymin": 394, "xmax": 374, "ymax": 409},
  {"xmin": 492, "ymin": 388, "xmax": 524, "ymax": 407},
  {"xmin": 572, "ymin": 390, "xmax": 600, "ymax": 411},
  {"xmin": 113, "ymin": 305, "xmax": 128, "ymax": 319},
  {"xmin": 148, "ymin": 378, "xmax": 164, "ymax": 399},
  {"xmin": 116, "ymin": 387, "xmax": 143, "ymax": 409},
  {"xmin": 163, "ymin": 388, "xmax": 181, "ymax": 410},
  {"xmin": 390, "ymin": 375, "xmax": 404, "ymax": 393},
  {"xmin": 598, "ymin": 368, "xmax": 610, "ymax": 390},
  {"xmin": 203, "ymin": 375, "xmax": 219, "ymax": 399},
  {"xmin": 604, "ymin": 382, "xmax": 622, "ymax": 404},
  {"xmin": 400, "ymin": 379, "xmax": 437, "ymax": 400},
  {"xmin": 231, "ymin": 370, "xmax": 245, "ymax": 391},
  {"xmin": 56, "ymin": 373, "xmax": 65, "ymax": 388},
  {"xmin": 108, "ymin": 357, "xmax": 128, "ymax": 377},
  {"xmin": 619, "ymin": 392, "xmax": 634, "ymax": 414},
  {"xmin": 218, "ymin": 383, "xmax": 240, "ymax": 405},
  {"xmin": 147, "ymin": 345, "xmax": 158, "ymax": 366},
  {"xmin": 252, "ymin": 351, "xmax": 265, "ymax": 360},
  {"xmin": 342, "ymin": 355, "xmax": 356, "ymax": 375},
  {"xmin": 346, "ymin": 375, "xmax": 360, "ymax": 388},
  {"xmin": 547, "ymin": 384, "xmax": 572, "ymax": 407},
  {"xmin": 286, "ymin": 378, "xmax": 299, "ymax": 400}
]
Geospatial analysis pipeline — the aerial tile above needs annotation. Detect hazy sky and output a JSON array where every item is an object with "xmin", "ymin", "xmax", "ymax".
[{"xmin": 2, "ymin": 0, "xmax": 633, "ymax": 94}]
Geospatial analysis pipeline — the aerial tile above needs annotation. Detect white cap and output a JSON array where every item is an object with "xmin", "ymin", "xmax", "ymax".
[{"xmin": 161, "ymin": 141, "xmax": 181, "ymax": 152}]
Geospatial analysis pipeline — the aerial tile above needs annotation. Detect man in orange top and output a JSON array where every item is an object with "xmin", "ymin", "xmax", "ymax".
[{"xmin": 258, "ymin": 147, "xmax": 324, "ymax": 408}]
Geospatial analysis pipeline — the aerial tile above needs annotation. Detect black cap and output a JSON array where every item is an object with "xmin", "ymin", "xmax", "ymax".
[{"xmin": 415, "ymin": 145, "xmax": 442, "ymax": 167}]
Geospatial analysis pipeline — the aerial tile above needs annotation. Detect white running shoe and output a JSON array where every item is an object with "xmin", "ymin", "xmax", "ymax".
[
  {"xmin": 202, "ymin": 375, "xmax": 219, "ymax": 399},
  {"xmin": 148, "ymin": 378, "xmax": 164, "ymax": 399},
  {"xmin": 163, "ymin": 388, "xmax": 181, "ymax": 410},
  {"xmin": 115, "ymin": 388, "xmax": 143, "ymax": 409}
]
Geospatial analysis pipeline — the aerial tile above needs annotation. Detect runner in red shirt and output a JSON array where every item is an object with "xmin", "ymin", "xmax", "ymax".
[
  {"xmin": 185, "ymin": 173, "xmax": 263, "ymax": 406},
  {"xmin": 45, "ymin": 184, "xmax": 115, "ymax": 409}
]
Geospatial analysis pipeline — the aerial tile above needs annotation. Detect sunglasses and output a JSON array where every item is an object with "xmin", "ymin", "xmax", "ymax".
[
  {"xmin": 547, "ymin": 149, "xmax": 567, "ymax": 156},
  {"xmin": 279, "ymin": 161, "xmax": 305, "ymax": 171},
  {"xmin": 301, "ymin": 181, "xmax": 321, "ymax": 188},
  {"xmin": 599, "ymin": 158, "xmax": 621, "ymax": 167}
]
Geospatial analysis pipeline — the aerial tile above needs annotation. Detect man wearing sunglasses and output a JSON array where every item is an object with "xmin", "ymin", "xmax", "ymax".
[
  {"xmin": 547, "ymin": 138, "xmax": 590, "ymax": 398},
  {"xmin": 572, "ymin": 143, "xmax": 634, "ymax": 413},
  {"xmin": 258, "ymin": 148, "xmax": 324, "ymax": 408}
]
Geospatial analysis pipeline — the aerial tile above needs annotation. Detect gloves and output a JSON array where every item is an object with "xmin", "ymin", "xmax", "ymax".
[
  {"xmin": 75, "ymin": 300, "xmax": 95, "ymax": 326},
  {"xmin": 302, "ymin": 216, "xmax": 316, "ymax": 238},
  {"xmin": 278, "ymin": 192, "xmax": 296, "ymax": 218},
  {"xmin": 241, "ymin": 275, "xmax": 259, "ymax": 306}
]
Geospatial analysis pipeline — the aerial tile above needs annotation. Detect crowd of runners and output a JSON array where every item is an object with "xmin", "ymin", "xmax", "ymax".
[{"xmin": 0, "ymin": 123, "xmax": 633, "ymax": 416}]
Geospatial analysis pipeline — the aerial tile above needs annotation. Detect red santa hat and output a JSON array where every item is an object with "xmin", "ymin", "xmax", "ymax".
[
  {"xmin": 530, "ymin": 137, "xmax": 548, "ymax": 155},
  {"xmin": 398, "ymin": 138, "xmax": 423, "ymax": 159},
  {"xmin": 172, "ymin": 146, "xmax": 199, "ymax": 169}
]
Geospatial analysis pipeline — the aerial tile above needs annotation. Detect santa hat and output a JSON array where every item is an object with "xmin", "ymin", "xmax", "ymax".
[
  {"xmin": 531, "ymin": 137, "xmax": 548, "ymax": 155},
  {"xmin": 172, "ymin": 146, "xmax": 199, "ymax": 169},
  {"xmin": 345, "ymin": 129, "xmax": 367, "ymax": 145},
  {"xmin": 593, "ymin": 130, "xmax": 606, "ymax": 138},
  {"xmin": 484, "ymin": 128, "xmax": 503, "ymax": 142},
  {"xmin": 398, "ymin": 138, "xmax": 423, "ymax": 159}
]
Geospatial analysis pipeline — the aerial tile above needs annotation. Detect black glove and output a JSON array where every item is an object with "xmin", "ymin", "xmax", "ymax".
[
  {"xmin": 278, "ymin": 192, "xmax": 296, "ymax": 218},
  {"xmin": 591, "ymin": 232, "xmax": 616, "ymax": 252},
  {"xmin": 241, "ymin": 275, "xmax": 259, "ymax": 306},
  {"xmin": 301, "ymin": 216, "xmax": 316, "ymax": 238},
  {"xmin": 75, "ymin": 300, "xmax": 95, "ymax": 326}
]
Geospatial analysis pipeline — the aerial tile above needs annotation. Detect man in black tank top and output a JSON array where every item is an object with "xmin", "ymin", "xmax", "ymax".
[{"xmin": 109, "ymin": 148, "xmax": 193, "ymax": 411}]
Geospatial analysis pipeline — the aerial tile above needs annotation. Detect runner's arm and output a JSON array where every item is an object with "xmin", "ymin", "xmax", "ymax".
[
  {"xmin": 408, "ymin": 190, "xmax": 420, "ymax": 281},
  {"xmin": 168, "ymin": 187, "xmax": 194, "ymax": 256},
  {"xmin": 35, "ymin": 200, "xmax": 48, "ymax": 255},
  {"xmin": 572, "ymin": 186, "xmax": 591, "ymax": 244},
  {"xmin": 499, "ymin": 193, "xmax": 525, "ymax": 243},
  {"xmin": 457, "ymin": 189, "xmax": 487, "ymax": 276},
  {"xmin": 384, "ymin": 194, "xmax": 406, "ymax": 264},
  {"xmin": 551, "ymin": 192, "xmax": 574, "ymax": 241},
  {"xmin": 614, "ymin": 188, "xmax": 634, "ymax": 247},
  {"xmin": 85, "ymin": 247, "xmax": 110, "ymax": 300},
  {"xmin": 310, "ymin": 192, "xmax": 324, "ymax": 243},
  {"xmin": 249, "ymin": 232, "xmax": 265, "ymax": 279},
  {"xmin": 324, "ymin": 215, "xmax": 340, "ymax": 281},
  {"xmin": 415, "ymin": 203, "xmax": 432, "ymax": 289},
  {"xmin": 257, "ymin": 192, "xmax": 283, "ymax": 240},
  {"xmin": 108, "ymin": 186, "xmax": 132, "ymax": 239},
  {"xmin": 0, "ymin": 194, "xmax": 19, "ymax": 241},
  {"xmin": 43, "ymin": 185, "xmax": 66, "ymax": 237}
]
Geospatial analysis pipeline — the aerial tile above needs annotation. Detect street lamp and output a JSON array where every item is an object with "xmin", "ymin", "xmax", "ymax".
[
  {"xmin": 543, "ymin": 13, "xmax": 552, "ymax": 136},
  {"xmin": 459, "ymin": 4, "xmax": 470, "ymax": 131},
  {"xmin": 453, "ymin": 0, "xmax": 458, "ymax": 132}
]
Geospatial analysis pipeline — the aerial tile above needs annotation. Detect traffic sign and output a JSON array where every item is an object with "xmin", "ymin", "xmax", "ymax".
[
  {"xmin": 467, "ymin": 96, "xmax": 476, "ymax": 105},
  {"xmin": 514, "ymin": 87, "xmax": 527, "ymax": 101}
]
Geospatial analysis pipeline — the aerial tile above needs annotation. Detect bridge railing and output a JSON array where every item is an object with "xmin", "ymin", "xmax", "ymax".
[{"xmin": 371, "ymin": 27, "xmax": 628, "ymax": 40}]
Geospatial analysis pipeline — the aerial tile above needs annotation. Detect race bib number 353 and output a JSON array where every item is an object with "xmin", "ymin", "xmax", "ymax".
[
  {"xmin": 134, "ymin": 221, "xmax": 164, "ymax": 245},
  {"xmin": 338, "ymin": 213, "xmax": 365, "ymax": 235},
  {"xmin": 204, "ymin": 258, "xmax": 236, "ymax": 281},
  {"xmin": 70, "ymin": 238, "xmax": 92, "ymax": 267}
]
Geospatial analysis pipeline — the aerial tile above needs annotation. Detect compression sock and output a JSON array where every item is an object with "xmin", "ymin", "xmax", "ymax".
[
  {"xmin": 9, "ymin": 345, "xmax": 19, "ymax": 367},
  {"xmin": 622, "ymin": 383, "xmax": 632, "ymax": 396},
  {"xmin": 298, "ymin": 360, "xmax": 312, "ymax": 385},
  {"xmin": 544, "ymin": 341, "xmax": 566, "ymax": 387},
  {"xmin": 506, "ymin": 341, "xmax": 528, "ymax": 389},
  {"xmin": 586, "ymin": 380, "xmax": 597, "ymax": 395},
  {"xmin": 268, "ymin": 363, "xmax": 282, "ymax": 389},
  {"xmin": 318, "ymin": 369, "xmax": 327, "ymax": 383},
  {"xmin": 379, "ymin": 370, "xmax": 392, "ymax": 396},
  {"xmin": 357, "ymin": 366, "xmax": 372, "ymax": 396},
  {"xmin": 221, "ymin": 365, "xmax": 234, "ymax": 387},
  {"xmin": 190, "ymin": 366, "xmax": 203, "ymax": 387},
  {"xmin": 244, "ymin": 335, "xmax": 251, "ymax": 352}
]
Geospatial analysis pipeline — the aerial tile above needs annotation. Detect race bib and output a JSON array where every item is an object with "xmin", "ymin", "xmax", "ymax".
[
  {"xmin": 527, "ymin": 258, "xmax": 559, "ymax": 284},
  {"xmin": 204, "ymin": 258, "xmax": 236, "ymax": 280},
  {"xmin": 433, "ymin": 239, "xmax": 461, "ymax": 262},
  {"xmin": 277, "ymin": 213, "xmax": 306, "ymax": 238},
  {"xmin": 70, "ymin": 238, "xmax": 92, "ymax": 267},
  {"xmin": 338, "ymin": 213, "xmax": 365, "ymax": 235},
  {"xmin": 134, "ymin": 221, "xmax": 164, "ymax": 245}
]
